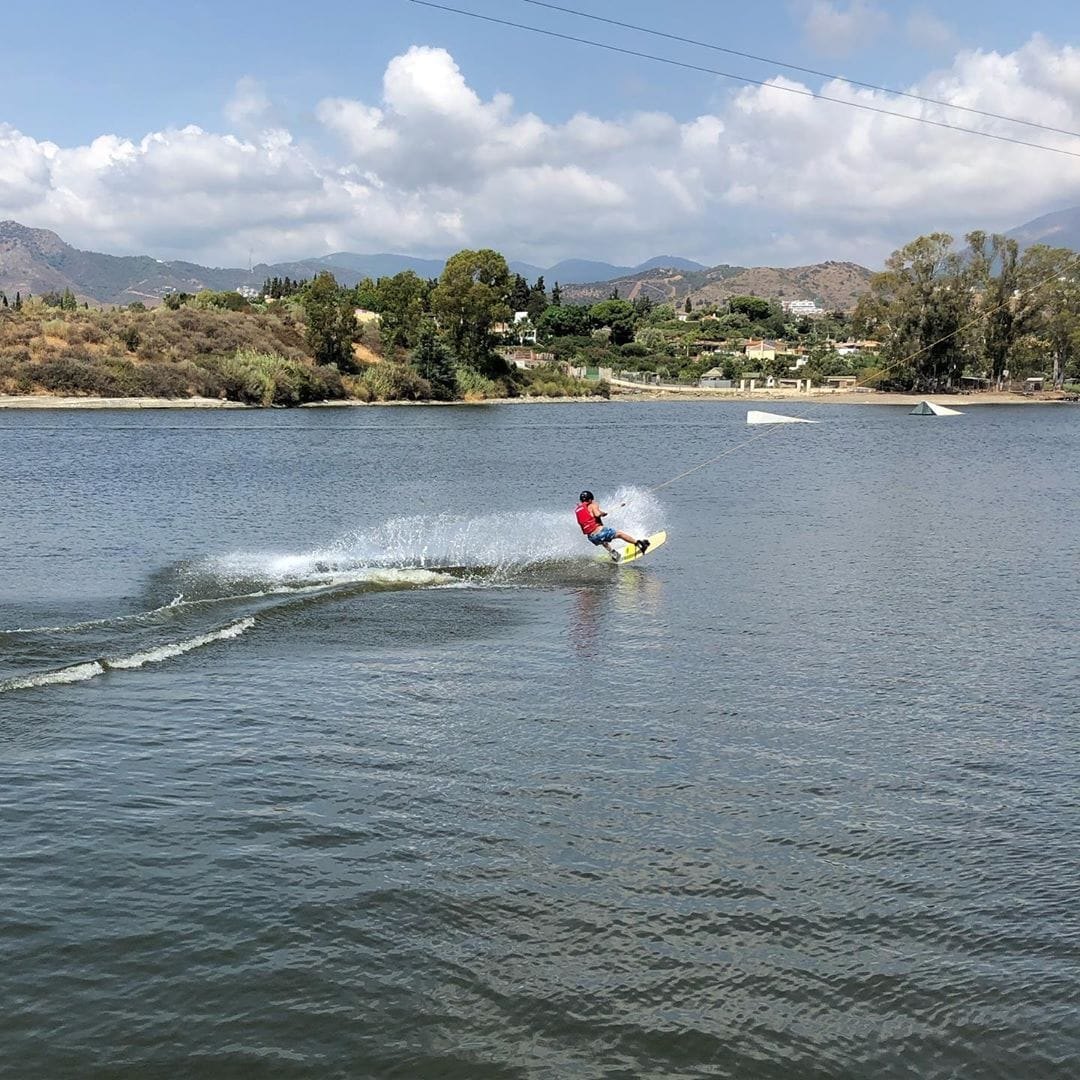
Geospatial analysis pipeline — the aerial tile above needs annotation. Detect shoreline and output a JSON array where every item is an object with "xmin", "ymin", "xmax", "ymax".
[{"xmin": 0, "ymin": 390, "xmax": 1070, "ymax": 410}]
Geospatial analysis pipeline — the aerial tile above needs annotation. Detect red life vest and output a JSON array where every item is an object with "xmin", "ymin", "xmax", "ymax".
[{"xmin": 575, "ymin": 501, "xmax": 601, "ymax": 535}]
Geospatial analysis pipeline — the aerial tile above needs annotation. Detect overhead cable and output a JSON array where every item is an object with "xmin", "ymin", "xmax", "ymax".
[
  {"xmin": 408, "ymin": 0, "xmax": 1080, "ymax": 160},
  {"xmin": 520, "ymin": 0, "xmax": 1080, "ymax": 142}
]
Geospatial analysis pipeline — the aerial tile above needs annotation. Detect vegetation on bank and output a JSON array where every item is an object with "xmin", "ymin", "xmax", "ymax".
[
  {"xmin": 853, "ymin": 232, "xmax": 1080, "ymax": 391},
  {"xmin": 1, "ymin": 231, "xmax": 1077, "ymax": 403}
]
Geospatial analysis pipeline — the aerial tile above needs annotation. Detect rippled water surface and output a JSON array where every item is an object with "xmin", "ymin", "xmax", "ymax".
[{"xmin": 1, "ymin": 402, "xmax": 1078, "ymax": 1079}]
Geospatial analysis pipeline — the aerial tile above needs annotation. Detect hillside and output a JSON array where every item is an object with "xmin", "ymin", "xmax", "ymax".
[
  {"xmin": 1007, "ymin": 206, "xmax": 1080, "ymax": 252},
  {"xmin": 561, "ymin": 260, "xmax": 872, "ymax": 312},
  {"xmin": 0, "ymin": 221, "xmax": 253, "ymax": 305}
]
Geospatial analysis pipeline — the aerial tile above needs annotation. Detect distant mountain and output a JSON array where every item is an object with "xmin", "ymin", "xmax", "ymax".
[
  {"xmin": 0, "ymin": 220, "xmax": 249, "ymax": 305},
  {"xmin": 538, "ymin": 256, "xmax": 708, "ymax": 285},
  {"xmin": 310, "ymin": 252, "xmax": 446, "ymax": 279},
  {"xmin": 0, "ymin": 219, "xmax": 852, "ymax": 307},
  {"xmin": 1007, "ymin": 206, "xmax": 1080, "ymax": 252},
  {"xmin": 634, "ymin": 256, "xmax": 708, "ymax": 273},
  {"xmin": 560, "ymin": 260, "xmax": 872, "ymax": 313}
]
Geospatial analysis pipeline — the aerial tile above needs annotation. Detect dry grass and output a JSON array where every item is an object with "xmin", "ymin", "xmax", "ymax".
[{"xmin": 0, "ymin": 307, "xmax": 340, "ymax": 404}]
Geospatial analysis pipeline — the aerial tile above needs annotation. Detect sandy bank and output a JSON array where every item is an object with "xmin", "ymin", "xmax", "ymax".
[
  {"xmin": 608, "ymin": 387, "xmax": 1071, "ymax": 406},
  {"xmin": 0, "ymin": 395, "xmax": 248, "ymax": 410},
  {"xmin": 0, "ymin": 393, "xmax": 607, "ymax": 410},
  {"xmin": 0, "ymin": 390, "xmax": 1070, "ymax": 410}
]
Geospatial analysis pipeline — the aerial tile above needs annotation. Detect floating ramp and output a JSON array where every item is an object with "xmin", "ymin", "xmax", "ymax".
[
  {"xmin": 746, "ymin": 410, "xmax": 819, "ymax": 425},
  {"xmin": 910, "ymin": 400, "xmax": 963, "ymax": 416}
]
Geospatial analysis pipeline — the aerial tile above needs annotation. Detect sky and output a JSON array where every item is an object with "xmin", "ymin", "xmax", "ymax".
[{"xmin": 2, "ymin": 0, "xmax": 1079, "ymax": 270}]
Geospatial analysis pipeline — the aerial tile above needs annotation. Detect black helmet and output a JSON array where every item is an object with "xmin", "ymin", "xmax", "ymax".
[{"xmin": 579, "ymin": 490, "xmax": 594, "ymax": 503}]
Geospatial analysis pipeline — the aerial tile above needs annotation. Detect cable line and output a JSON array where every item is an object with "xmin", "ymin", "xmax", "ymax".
[
  {"xmin": 520, "ymin": 0, "xmax": 1080, "ymax": 142},
  {"xmin": 408, "ymin": 2, "xmax": 1080, "ymax": 160}
]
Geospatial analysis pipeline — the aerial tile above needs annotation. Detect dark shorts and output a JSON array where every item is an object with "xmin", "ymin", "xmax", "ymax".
[{"xmin": 587, "ymin": 527, "xmax": 616, "ymax": 545}]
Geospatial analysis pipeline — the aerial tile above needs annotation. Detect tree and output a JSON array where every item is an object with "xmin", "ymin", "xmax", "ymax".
[
  {"xmin": 589, "ymin": 299, "xmax": 636, "ymax": 345},
  {"xmin": 526, "ymin": 276, "xmax": 548, "ymax": 322},
  {"xmin": 551, "ymin": 281, "xmax": 562, "ymax": 307},
  {"xmin": 967, "ymin": 232, "xmax": 1044, "ymax": 388},
  {"xmin": 684, "ymin": 296, "xmax": 692, "ymax": 314},
  {"xmin": 376, "ymin": 270, "xmax": 431, "ymax": 351},
  {"xmin": 853, "ymin": 233, "xmax": 969, "ymax": 391},
  {"xmin": 430, "ymin": 249, "xmax": 511, "ymax": 375},
  {"xmin": 537, "ymin": 303, "xmax": 591, "ymax": 339},
  {"xmin": 302, "ymin": 271, "xmax": 358, "ymax": 371},
  {"xmin": 14, "ymin": 292, "xmax": 22, "ymax": 311},
  {"xmin": 729, "ymin": 295, "xmax": 772, "ymax": 320},
  {"xmin": 352, "ymin": 276, "xmax": 380, "ymax": 312},
  {"xmin": 509, "ymin": 273, "xmax": 530, "ymax": 313},
  {"xmin": 1020, "ymin": 245, "xmax": 1080, "ymax": 388},
  {"xmin": 411, "ymin": 323, "xmax": 457, "ymax": 400}
]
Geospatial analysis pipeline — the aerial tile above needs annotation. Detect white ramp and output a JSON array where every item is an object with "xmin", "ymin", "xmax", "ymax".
[
  {"xmin": 910, "ymin": 400, "xmax": 963, "ymax": 416},
  {"xmin": 747, "ymin": 410, "xmax": 819, "ymax": 425}
]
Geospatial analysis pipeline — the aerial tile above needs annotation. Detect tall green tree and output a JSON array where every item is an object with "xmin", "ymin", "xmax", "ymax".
[
  {"xmin": 854, "ymin": 233, "xmax": 969, "ymax": 391},
  {"xmin": 376, "ymin": 270, "xmax": 431, "ymax": 351},
  {"xmin": 302, "ymin": 271, "xmax": 357, "ymax": 371},
  {"xmin": 551, "ymin": 281, "xmax": 562, "ymax": 307},
  {"xmin": 509, "ymin": 273, "xmax": 530, "ymax": 313},
  {"xmin": 431, "ymin": 249, "xmax": 511, "ymax": 375},
  {"xmin": 1021, "ymin": 244, "xmax": 1080, "ymax": 388},
  {"xmin": 966, "ymin": 232, "xmax": 1045, "ymax": 388},
  {"xmin": 526, "ymin": 276, "xmax": 548, "ymax": 322},
  {"xmin": 411, "ymin": 323, "xmax": 457, "ymax": 400}
]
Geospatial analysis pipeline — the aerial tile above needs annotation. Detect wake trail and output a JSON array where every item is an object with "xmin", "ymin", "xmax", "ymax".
[
  {"xmin": 0, "ymin": 618, "xmax": 255, "ymax": 694},
  {"xmin": 190, "ymin": 486, "xmax": 666, "ymax": 588},
  {"xmin": 1, "ymin": 490, "xmax": 665, "ymax": 690}
]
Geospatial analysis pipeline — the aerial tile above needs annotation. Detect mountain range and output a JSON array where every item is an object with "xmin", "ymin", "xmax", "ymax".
[
  {"xmin": 0, "ymin": 221, "xmax": 710, "ymax": 306},
  {"xmin": 2, "ymin": 206, "xmax": 1077, "ymax": 312}
]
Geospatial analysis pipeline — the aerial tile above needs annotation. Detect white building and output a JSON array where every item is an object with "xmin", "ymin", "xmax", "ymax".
[{"xmin": 782, "ymin": 299, "xmax": 825, "ymax": 318}]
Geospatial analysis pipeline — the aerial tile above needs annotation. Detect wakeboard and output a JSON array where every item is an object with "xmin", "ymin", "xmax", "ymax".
[{"xmin": 597, "ymin": 530, "xmax": 667, "ymax": 565}]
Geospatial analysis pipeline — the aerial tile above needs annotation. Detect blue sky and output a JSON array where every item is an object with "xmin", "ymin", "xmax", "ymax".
[{"xmin": 3, "ymin": 0, "xmax": 1079, "ymax": 268}]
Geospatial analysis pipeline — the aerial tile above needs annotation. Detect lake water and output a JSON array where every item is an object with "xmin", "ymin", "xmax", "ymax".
[{"xmin": 1, "ymin": 401, "xmax": 1077, "ymax": 1079}]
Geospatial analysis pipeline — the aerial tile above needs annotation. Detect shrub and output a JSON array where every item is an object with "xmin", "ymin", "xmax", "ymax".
[
  {"xmin": 454, "ymin": 365, "xmax": 500, "ymax": 401},
  {"xmin": 358, "ymin": 363, "xmax": 432, "ymax": 402},
  {"xmin": 212, "ymin": 349, "xmax": 347, "ymax": 406}
]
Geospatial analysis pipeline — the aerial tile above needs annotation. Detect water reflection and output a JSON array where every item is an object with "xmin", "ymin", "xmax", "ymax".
[{"xmin": 569, "ymin": 570, "xmax": 665, "ymax": 659}]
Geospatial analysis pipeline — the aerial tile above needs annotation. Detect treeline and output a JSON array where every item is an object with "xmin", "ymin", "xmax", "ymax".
[
  {"xmin": 7, "ymin": 234, "xmax": 1072, "ymax": 404},
  {"xmin": 854, "ymin": 232, "xmax": 1080, "ymax": 391}
]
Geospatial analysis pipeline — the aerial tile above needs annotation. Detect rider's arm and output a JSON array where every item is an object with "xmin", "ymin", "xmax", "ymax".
[{"xmin": 589, "ymin": 501, "xmax": 607, "ymax": 520}]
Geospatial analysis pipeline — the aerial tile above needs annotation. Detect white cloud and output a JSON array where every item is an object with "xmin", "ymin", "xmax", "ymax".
[
  {"xmin": 224, "ymin": 77, "xmax": 272, "ymax": 129},
  {"xmin": 797, "ymin": 1, "xmax": 889, "ymax": 57},
  {"xmin": 906, "ymin": 9, "xmax": 956, "ymax": 53},
  {"xmin": 2, "ymin": 38, "xmax": 1080, "ymax": 269}
]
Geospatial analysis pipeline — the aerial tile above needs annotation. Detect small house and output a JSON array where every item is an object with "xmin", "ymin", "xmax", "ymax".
[{"xmin": 699, "ymin": 367, "xmax": 732, "ymax": 388}]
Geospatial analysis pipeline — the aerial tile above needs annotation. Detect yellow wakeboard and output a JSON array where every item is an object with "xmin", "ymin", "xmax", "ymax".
[{"xmin": 597, "ymin": 530, "xmax": 667, "ymax": 565}]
